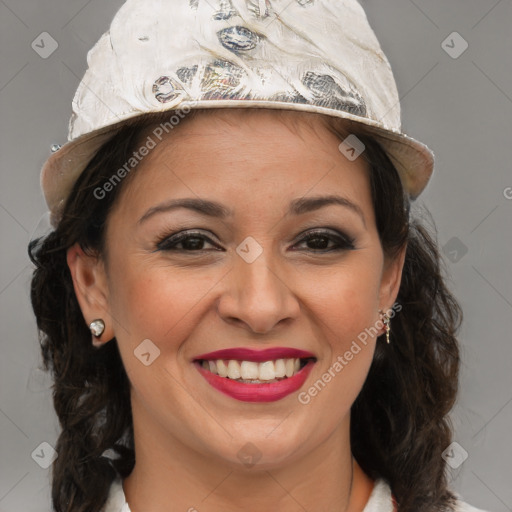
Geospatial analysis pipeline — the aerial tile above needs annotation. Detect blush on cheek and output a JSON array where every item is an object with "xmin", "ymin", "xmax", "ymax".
[
  {"xmin": 326, "ymin": 290, "xmax": 380, "ymax": 340},
  {"xmin": 110, "ymin": 271, "xmax": 210, "ymax": 359},
  {"xmin": 322, "ymin": 306, "xmax": 381, "ymax": 377}
]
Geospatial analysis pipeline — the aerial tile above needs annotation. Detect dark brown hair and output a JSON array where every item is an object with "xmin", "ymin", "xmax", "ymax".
[{"xmin": 29, "ymin": 109, "xmax": 462, "ymax": 512}]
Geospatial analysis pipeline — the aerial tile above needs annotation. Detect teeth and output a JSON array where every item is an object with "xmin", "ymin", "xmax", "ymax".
[
  {"xmin": 227, "ymin": 360, "xmax": 241, "ymax": 379},
  {"xmin": 201, "ymin": 358, "xmax": 306, "ymax": 381},
  {"xmin": 285, "ymin": 358, "xmax": 295, "ymax": 377},
  {"xmin": 274, "ymin": 359, "xmax": 286, "ymax": 378},
  {"xmin": 217, "ymin": 359, "xmax": 228, "ymax": 377},
  {"xmin": 240, "ymin": 361, "xmax": 259, "ymax": 379},
  {"xmin": 259, "ymin": 361, "xmax": 275, "ymax": 380}
]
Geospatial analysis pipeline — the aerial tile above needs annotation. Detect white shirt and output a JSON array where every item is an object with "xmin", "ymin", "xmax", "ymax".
[{"xmin": 101, "ymin": 476, "xmax": 490, "ymax": 512}]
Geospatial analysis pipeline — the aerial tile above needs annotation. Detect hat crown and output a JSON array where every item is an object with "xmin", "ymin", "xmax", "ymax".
[{"xmin": 69, "ymin": 0, "xmax": 401, "ymax": 141}]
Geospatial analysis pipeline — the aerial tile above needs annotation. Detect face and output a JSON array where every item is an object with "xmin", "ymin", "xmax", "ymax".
[{"xmin": 69, "ymin": 109, "xmax": 404, "ymax": 470}]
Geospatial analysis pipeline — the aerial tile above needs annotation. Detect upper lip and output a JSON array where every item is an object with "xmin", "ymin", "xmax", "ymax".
[{"xmin": 193, "ymin": 347, "xmax": 316, "ymax": 362}]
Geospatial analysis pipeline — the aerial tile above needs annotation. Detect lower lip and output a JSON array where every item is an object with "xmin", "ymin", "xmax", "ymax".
[{"xmin": 194, "ymin": 360, "xmax": 315, "ymax": 402}]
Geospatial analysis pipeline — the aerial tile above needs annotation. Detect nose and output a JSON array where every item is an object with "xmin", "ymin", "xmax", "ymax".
[{"xmin": 216, "ymin": 248, "xmax": 301, "ymax": 335}]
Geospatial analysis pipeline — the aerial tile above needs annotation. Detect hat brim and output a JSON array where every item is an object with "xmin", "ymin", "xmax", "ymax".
[{"xmin": 41, "ymin": 100, "xmax": 434, "ymax": 227}]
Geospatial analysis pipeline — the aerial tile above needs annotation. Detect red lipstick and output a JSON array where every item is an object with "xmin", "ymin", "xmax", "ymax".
[
  {"xmin": 193, "ymin": 347, "xmax": 316, "ymax": 402},
  {"xmin": 194, "ymin": 347, "xmax": 315, "ymax": 362}
]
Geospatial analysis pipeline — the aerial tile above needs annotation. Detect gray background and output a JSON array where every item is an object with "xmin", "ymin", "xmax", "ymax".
[{"xmin": 1, "ymin": 0, "xmax": 511, "ymax": 511}]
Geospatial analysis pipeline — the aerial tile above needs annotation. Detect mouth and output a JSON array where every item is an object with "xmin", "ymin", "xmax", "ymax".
[
  {"xmin": 195, "ymin": 357, "xmax": 314, "ymax": 383},
  {"xmin": 193, "ymin": 348, "xmax": 317, "ymax": 402}
]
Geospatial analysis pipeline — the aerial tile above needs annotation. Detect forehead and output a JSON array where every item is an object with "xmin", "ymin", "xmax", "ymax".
[
  {"xmin": 115, "ymin": 109, "xmax": 373, "ymax": 219},
  {"xmin": 136, "ymin": 108, "xmax": 344, "ymax": 153}
]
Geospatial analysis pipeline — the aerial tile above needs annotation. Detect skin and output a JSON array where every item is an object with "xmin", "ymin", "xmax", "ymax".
[{"xmin": 67, "ymin": 109, "xmax": 405, "ymax": 512}]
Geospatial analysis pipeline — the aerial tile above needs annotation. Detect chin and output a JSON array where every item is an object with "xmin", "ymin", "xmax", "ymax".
[{"xmin": 205, "ymin": 421, "xmax": 312, "ymax": 470}]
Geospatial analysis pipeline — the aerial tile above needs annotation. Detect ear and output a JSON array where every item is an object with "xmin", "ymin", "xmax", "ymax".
[
  {"xmin": 377, "ymin": 243, "xmax": 407, "ymax": 328},
  {"xmin": 66, "ymin": 243, "xmax": 115, "ymax": 345}
]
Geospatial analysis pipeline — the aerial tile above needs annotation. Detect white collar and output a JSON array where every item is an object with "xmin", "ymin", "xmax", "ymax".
[{"xmin": 102, "ymin": 476, "xmax": 395, "ymax": 512}]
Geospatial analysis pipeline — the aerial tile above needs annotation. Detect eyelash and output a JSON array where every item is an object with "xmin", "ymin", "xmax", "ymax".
[{"xmin": 155, "ymin": 228, "xmax": 356, "ymax": 253}]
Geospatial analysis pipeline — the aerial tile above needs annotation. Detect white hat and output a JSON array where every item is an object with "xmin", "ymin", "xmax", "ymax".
[{"xmin": 41, "ymin": 0, "xmax": 434, "ymax": 227}]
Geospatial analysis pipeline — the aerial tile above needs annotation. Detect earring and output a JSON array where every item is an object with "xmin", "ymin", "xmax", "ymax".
[
  {"xmin": 378, "ymin": 309, "xmax": 391, "ymax": 344},
  {"xmin": 89, "ymin": 319, "xmax": 105, "ymax": 337}
]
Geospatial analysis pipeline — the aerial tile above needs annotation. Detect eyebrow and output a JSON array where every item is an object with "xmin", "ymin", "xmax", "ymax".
[{"xmin": 138, "ymin": 195, "xmax": 366, "ymax": 227}]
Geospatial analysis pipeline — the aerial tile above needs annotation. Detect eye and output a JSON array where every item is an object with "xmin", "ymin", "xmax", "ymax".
[
  {"xmin": 155, "ymin": 230, "xmax": 221, "ymax": 252},
  {"xmin": 154, "ymin": 228, "xmax": 356, "ymax": 253},
  {"xmin": 292, "ymin": 229, "xmax": 356, "ymax": 252}
]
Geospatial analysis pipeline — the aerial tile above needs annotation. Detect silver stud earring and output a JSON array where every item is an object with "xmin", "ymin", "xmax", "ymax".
[{"xmin": 89, "ymin": 319, "xmax": 105, "ymax": 337}]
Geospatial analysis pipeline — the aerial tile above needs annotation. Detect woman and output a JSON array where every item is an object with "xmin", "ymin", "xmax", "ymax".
[{"xmin": 29, "ymin": 1, "xmax": 488, "ymax": 511}]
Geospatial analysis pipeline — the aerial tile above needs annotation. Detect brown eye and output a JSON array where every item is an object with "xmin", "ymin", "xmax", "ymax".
[
  {"xmin": 292, "ymin": 229, "xmax": 356, "ymax": 252},
  {"xmin": 156, "ymin": 231, "xmax": 221, "ymax": 252}
]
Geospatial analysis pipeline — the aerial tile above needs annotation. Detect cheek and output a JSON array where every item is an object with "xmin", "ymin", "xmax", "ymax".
[
  {"xmin": 301, "ymin": 254, "xmax": 382, "ymax": 400},
  {"xmin": 297, "ymin": 265, "xmax": 381, "ymax": 421},
  {"xmin": 106, "ymin": 263, "xmax": 218, "ymax": 404},
  {"xmin": 107, "ymin": 260, "xmax": 219, "ymax": 347},
  {"xmin": 305, "ymin": 257, "xmax": 383, "ymax": 341}
]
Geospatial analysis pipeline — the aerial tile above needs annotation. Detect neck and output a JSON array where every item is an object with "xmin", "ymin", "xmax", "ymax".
[{"xmin": 123, "ymin": 401, "xmax": 374, "ymax": 512}]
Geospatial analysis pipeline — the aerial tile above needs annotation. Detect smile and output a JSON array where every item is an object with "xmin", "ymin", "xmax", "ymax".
[
  {"xmin": 200, "ymin": 357, "xmax": 305, "ymax": 382},
  {"xmin": 193, "ymin": 348, "xmax": 316, "ymax": 402}
]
